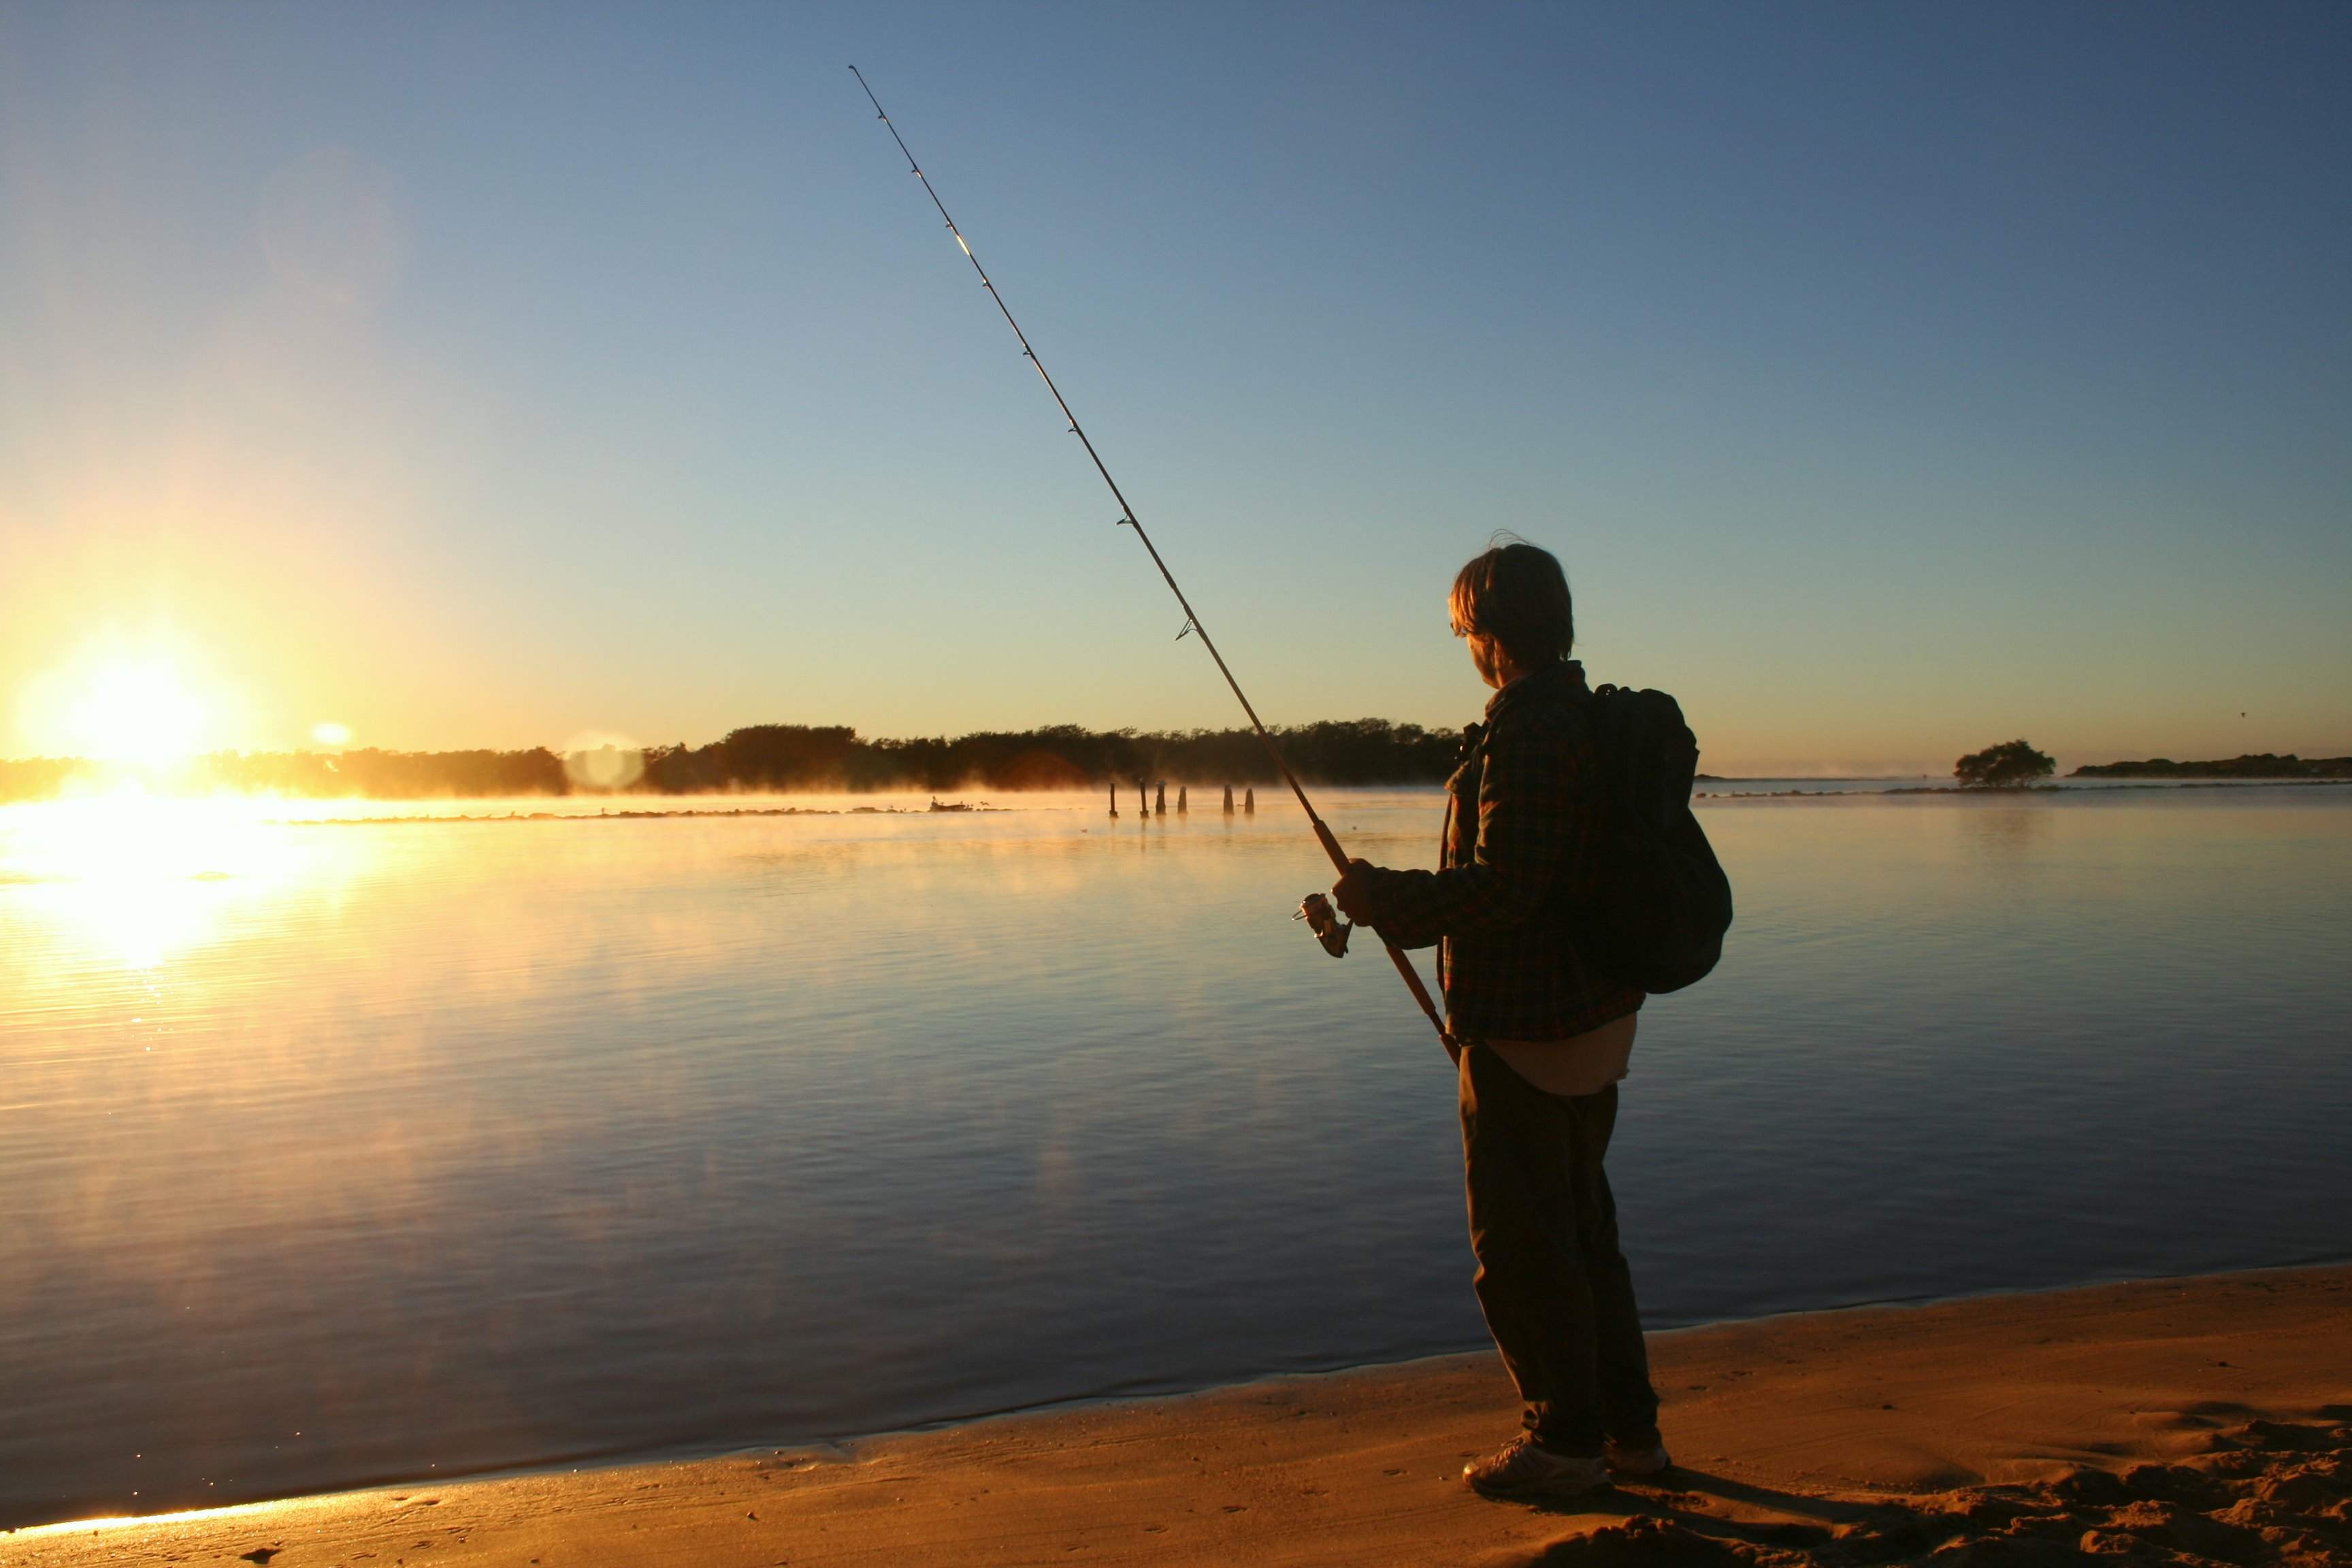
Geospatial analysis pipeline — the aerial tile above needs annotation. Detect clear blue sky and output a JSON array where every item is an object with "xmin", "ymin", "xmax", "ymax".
[{"xmin": 3, "ymin": 2, "xmax": 2346, "ymax": 774}]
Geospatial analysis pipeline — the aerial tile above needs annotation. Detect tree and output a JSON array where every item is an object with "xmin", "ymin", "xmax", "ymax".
[{"xmin": 1955, "ymin": 738, "xmax": 2055, "ymax": 788}]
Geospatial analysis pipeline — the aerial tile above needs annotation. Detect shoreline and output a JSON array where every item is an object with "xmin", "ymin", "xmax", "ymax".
[
  {"xmin": 5, "ymin": 775, "xmax": 2347, "ymax": 828},
  {"xmin": 15, "ymin": 1264, "xmax": 2347, "ymax": 1565}
]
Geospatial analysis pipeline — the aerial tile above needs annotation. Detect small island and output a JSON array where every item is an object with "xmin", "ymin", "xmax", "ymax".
[{"xmin": 2072, "ymin": 753, "xmax": 2352, "ymax": 779}]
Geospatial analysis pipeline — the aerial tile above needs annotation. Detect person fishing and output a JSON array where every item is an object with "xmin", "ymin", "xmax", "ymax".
[
  {"xmin": 1329, "ymin": 539, "xmax": 1672, "ymax": 1501},
  {"xmin": 858, "ymin": 76, "xmax": 1722, "ymax": 1502}
]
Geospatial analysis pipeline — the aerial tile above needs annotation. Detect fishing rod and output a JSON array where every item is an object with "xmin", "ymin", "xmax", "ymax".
[{"xmin": 850, "ymin": 65, "xmax": 1455, "ymax": 1063}]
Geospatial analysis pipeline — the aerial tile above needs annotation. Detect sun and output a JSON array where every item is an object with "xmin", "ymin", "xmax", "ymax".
[
  {"xmin": 60, "ymin": 655, "xmax": 212, "ymax": 766},
  {"xmin": 18, "ymin": 640, "xmax": 231, "ymax": 769}
]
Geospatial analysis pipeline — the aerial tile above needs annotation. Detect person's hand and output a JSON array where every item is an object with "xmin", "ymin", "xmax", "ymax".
[{"xmin": 1330, "ymin": 858, "xmax": 1378, "ymax": 925}]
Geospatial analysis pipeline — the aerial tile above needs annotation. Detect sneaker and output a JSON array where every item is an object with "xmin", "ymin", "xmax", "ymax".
[
  {"xmin": 1462, "ymin": 1434, "xmax": 1612, "ymax": 1501},
  {"xmin": 1605, "ymin": 1437, "xmax": 1673, "ymax": 1478}
]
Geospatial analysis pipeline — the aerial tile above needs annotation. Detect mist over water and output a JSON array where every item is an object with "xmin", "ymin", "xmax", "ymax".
[{"xmin": 2, "ymin": 785, "xmax": 2347, "ymax": 1526}]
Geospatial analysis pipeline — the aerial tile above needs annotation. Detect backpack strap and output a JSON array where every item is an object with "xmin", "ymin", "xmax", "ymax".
[{"xmin": 1446, "ymin": 721, "xmax": 1488, "ymax": 796}]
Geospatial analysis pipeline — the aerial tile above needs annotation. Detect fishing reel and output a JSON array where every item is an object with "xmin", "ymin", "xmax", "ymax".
[{"xmin": 1294, "ymin": 892, "xmax": 1352, "ymax": 958}]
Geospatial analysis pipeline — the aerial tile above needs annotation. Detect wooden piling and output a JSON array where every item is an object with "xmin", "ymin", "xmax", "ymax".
[
  {"xmin": 1154, "ymin": 782, "xmax": 1166, "ymax": 815},
  {"xmin": 1244, "ymin": 787, "xmax": 1255, "ymax": 815},
  {"xmin": 1177, "ymin": 786, "xmax": 1187, "ymax": 814},
  {"xmin": 1109, "ymin": 780, "xmax": 1117, "ymax": 817},
  {"xmin": 1222, "ymin": 785, "xmax": 1234, "ymax": 815}
]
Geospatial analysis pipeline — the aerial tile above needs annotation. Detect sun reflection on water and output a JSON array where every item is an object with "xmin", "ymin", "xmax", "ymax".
[{"xmin": 0, "ymin": 789, "xmax": 308, "ymax": 971}]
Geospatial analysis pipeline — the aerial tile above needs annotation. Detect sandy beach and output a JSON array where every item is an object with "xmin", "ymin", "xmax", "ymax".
[{"xmin": 12, "ymin": 1265, "xmax": 2346, "ymax": 1567}]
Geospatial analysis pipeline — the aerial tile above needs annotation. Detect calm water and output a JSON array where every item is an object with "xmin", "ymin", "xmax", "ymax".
[{"xmin": 3, "ymin": 785, "xmax": 2348, "ymax": 1526}]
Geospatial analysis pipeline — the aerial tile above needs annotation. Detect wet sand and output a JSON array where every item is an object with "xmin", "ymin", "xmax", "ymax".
[{"xmin": 12, "ymin": 1266, "xmax": 2347, "ymax": 1567}]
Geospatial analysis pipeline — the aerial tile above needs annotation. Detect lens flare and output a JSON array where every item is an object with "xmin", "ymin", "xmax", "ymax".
[{"xmin": 563, "ymin": 732, "xmax": 644, "ymax": 791}]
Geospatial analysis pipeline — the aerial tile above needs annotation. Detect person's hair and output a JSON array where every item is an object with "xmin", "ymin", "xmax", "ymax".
[{"xmin": 1448, "ymin": 537, "xmax": 1574, "ymax": 666}]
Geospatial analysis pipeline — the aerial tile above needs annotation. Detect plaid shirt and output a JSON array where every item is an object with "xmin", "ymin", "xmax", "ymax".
[{"xmin": 1358, "ymin": 660, "xmax": 1643, "ymax": 1041}]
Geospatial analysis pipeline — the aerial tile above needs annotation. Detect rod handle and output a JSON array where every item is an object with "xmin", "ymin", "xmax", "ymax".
[{"xmin": 1307, "ymin": 814, "xmax": 1458, "ymax": 1063}]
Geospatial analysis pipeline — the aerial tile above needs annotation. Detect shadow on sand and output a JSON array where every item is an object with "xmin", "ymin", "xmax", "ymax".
[{"xmin": 1498, "ymin": 1416, "xmax": 2349, "ymax": 1565}]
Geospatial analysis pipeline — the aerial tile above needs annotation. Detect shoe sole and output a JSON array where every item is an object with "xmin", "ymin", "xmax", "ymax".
[{"xmin": 1606, "ymin": 1448, "xmax": 1674, "ymax": 1480}]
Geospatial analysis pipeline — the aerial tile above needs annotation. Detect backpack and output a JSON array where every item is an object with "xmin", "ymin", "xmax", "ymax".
[{"xmin": 1571, "ymin": 683, "xmax": 1733, "ymax": 994}]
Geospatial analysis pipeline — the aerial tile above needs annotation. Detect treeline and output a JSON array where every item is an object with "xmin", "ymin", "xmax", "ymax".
[
  {"xmin": 0, "ymin": 757, "xmax": 80, "ymax": 801},
  {"xmin": 0, "ymin": 748, "xmax": 566, "ymax": 802},
  {"xmin": 0, "ymin": 720, "xmax": 1461, "ymax": 802},
  {"xmin": 640, "ymin": 720, "xmax": 1458, "ymax": 794},
  {"xmin": 2070, "ymin": 753, "xmax": 2352, "ymax": 779}
]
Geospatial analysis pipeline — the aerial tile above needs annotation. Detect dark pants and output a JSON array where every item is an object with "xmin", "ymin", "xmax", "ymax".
[{"xmin": 1458, "ymin": 1041, "xmax": 1661, "ymax": 1457}]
